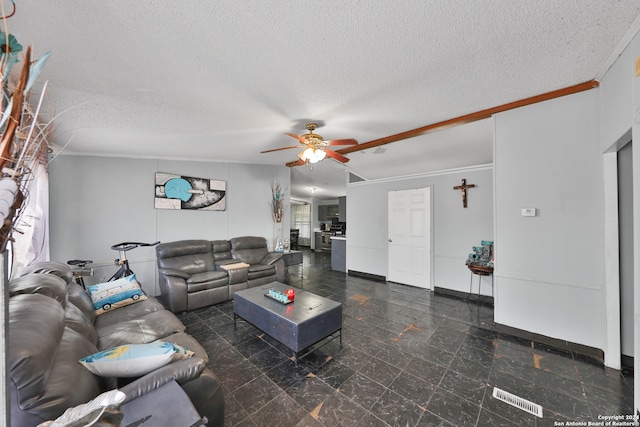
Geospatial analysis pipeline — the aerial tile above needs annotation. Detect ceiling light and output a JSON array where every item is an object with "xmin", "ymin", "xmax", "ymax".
[{"xmin": 298, "ymin": 146, "xmax": 326, "ymax": 164}]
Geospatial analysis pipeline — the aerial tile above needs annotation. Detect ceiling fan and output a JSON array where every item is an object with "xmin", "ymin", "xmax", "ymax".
[{"xmin": 261, "ymin": 123, "xmax": 358, "ymax": 166}]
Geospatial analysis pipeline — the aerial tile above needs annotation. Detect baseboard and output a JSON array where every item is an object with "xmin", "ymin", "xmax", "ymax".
[
  {"xmin": 494, "ymin": 322, "xmax": 605, "ymax": 363},
  {"xmin": 434, "ymin": 286, "xmax": 494, "ymax": 306},
  {"xmin": 347, "ymin": 270, "xmax": 386, "ymax": 283}
]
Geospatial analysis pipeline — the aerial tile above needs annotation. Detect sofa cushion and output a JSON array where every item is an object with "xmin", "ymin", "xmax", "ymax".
[
  {"xmin": 9, "ymin": 294, "xmax": 102, "ymax": 421},
  {"xmin": 229, "ymin": 236, "xmax": 269, "ymax": 265},
  {"xmin": 9, "ymin": 294, "xmax": 66, "ymax": 406},
  {"xmin": 18, "ymin": 260, "xmax": 74, "ymax": 285},
  {"xmin": 9, "ymin": 273, "xmax": 68, "ymax": 308},
  {"xmin": 29, "ymin": 328, "xmax": 102, "ymax": 421},
  {"xmin": 211, "ymin": 239, "xmax": 232, "ymax": 261},
  {"xmin": 156, "ymin": 240, "xmax": 215, "ymax": 275},
  {"xmin": 247, "ymin": 264, "xmax": 276, "ymax": 280},
  {"xmin": 186, "ymin": 271, "xmax": 228, "ymax": 293},
  {"xmin": 65, "ymin": 302, "xmax": 99, "ymax": 345},
  {"xmin": 97, "ymin": 310, "xmax": 186, "ymax": 350},
  {"xmin": 67, "ymin": 283, "xmax": 97, "ymax": 324},
  {"xmin": 94, "ymin": 297, "xmax": 166, "ymax": 330},
  {"xmin": 157, "ymin": 267, "xmax": 190, "ymax": 279},
  {"xmin": 187, "ymin": 270, "xmax": 228, "ymax": 285},
  {"xmin": 79, "ymin": 342, "xmax": 194, "ymax": 378}
]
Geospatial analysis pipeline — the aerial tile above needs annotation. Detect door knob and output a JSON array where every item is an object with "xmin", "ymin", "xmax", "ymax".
[{"xmin": 388, "ymin": 239, "xmax": 392, "ymax": 243}]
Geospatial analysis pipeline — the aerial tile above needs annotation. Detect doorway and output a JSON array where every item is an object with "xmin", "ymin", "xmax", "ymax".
[
  {"xmin": 387, "ymin": 187, "xmax": 431, "ymax": 289},
  {"xmin": 618, "ymin": 140, "xmax": 634, "ymax": 367}
]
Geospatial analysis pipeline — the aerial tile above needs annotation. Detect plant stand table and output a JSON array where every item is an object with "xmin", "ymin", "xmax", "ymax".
[{"xmin": 468, "ymin": 265, "xmax": 494, "ymax": 299}]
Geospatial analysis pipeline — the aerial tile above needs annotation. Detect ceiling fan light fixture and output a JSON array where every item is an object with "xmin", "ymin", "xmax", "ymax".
[
  {"xmin": 313, "ymin": 148, "xmax": 326, "ymax": 162},
  {"xmin": 265, "ymin": 122, "xmax": 357, "ymax": 167},
  {"xmin": 300, "ymin": 146, "xmax": 326, "ymax": 164}
]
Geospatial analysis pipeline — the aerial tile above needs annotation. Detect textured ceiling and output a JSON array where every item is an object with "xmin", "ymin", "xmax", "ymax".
[{"xmin": 11, "ymin": 1, "xmax": 640, "ymax": 199}]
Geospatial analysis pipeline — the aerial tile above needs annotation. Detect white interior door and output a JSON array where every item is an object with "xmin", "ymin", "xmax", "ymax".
[{"xmin": 387, "ymin": 187, "xmax": 431, "ymax": 288}]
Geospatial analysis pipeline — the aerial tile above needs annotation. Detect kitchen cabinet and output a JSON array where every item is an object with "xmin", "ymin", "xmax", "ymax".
[
  {"xmin": 331, "ymin": 237, "xmax": 346, "ymax": 272},
  {"xmin": 318, "ymin": 204, "xmax": 339, "ymax": 220},
  {"xmin": 318, "ymin": 205, "xmax": 327, "ymax": 221}
]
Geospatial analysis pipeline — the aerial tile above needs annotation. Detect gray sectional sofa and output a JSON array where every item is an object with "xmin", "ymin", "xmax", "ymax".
[
  {"xmin": 8, "ymin": 261, "xmax": 224, "ymax": 427},
  {"xmin": 156, "ymin": 236, "xmax": 285, "ymax": 313}
]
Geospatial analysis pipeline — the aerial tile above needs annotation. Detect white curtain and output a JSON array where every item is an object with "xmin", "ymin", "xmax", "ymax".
[{"xmin": 10, "ymin": 153, "xmax": 50, "ymax": 278}]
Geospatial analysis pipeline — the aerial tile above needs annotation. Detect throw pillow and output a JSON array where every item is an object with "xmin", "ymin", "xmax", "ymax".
[
  {"xmin": 86, "ymin": 274, "xmax": 147, "ymax": 315},
  {"xmin": 79, "ymin": 342, "xmax": 194, "ymax": 377}
]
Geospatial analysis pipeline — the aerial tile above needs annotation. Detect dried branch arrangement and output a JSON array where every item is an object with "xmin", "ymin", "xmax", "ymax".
[
  {"xmin": 270, "ymin": 180, "xmax": 287, "ymax": 223},
  {"xmin": 0, "ymin": 8, "xmax": 53, "ymax": 251}
]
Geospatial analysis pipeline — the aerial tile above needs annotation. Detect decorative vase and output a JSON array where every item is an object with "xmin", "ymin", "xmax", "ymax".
[{"xmin": 273, "ymin": 222, "xmax": 283, "ymax": 252}]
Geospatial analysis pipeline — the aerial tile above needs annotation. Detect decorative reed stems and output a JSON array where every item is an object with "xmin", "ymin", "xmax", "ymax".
[{"xmin": 271, "ymin": 180, "xmax": 286, "ymax": 223}]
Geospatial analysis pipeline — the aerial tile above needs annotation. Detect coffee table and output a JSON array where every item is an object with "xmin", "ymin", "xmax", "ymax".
[{"xmin": 233, "ymin": 282, "xmax": 342, "ymax": 365}]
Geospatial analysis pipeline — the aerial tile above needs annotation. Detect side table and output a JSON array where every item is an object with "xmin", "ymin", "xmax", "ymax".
[
  {"xmin": 281, "ymin": 250, "xmax": 303, "ymax": 280},
  {"xmin": 119, "ymin": 380, "xmax": 206, "ymax": 427}
]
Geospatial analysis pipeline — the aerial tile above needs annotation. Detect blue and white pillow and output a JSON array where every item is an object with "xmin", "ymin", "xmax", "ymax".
[
  {"xmin": 86, "ymin": 274, "xmax": 147, "ymax": 315},
  {"xmin": 79, "ymin": 342, "xmax": 194, "ymax": 377}
]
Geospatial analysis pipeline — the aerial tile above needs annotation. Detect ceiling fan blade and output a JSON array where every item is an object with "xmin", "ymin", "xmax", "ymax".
[
  {"xmin": 286, "ymin": 159, "xmax": 305, "ymax": 167},
  {"xmin": 324, "ymin": 138, "xmax": 358, "ymax": 146},
  {"xmin": 325, "ymin": 149, "xmax": 350, "ymax": 163},
  {"xmin": 260, "ymin": 146, "xmax": 300, "ymax": 153},
  {"xmin": 285, "ymin": 133, "xmax": 309, "ymax": 144}
]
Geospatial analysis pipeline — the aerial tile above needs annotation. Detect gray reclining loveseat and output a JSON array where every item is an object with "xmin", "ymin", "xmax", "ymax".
[
  {"xmin": 156, "ymin": 236, "xmax": 285, "ymax": 313},
  {"xmin": 8, "ymin": 261, "xmax": 224, "ymax": 427}
]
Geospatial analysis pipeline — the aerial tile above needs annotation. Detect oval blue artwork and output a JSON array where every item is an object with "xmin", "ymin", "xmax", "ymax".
[{"xmin": 164, "ymin": 178, "xmax": 193, "ymax": 202}]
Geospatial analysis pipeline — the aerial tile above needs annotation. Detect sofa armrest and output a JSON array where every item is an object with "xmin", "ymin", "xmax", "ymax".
[
  {"xmin": 158, "ymin": 275, "xmax": 188, "ymax": 313},
  {"xmin": 158, "ymin": 268, "xmax": 190, "ymax": 280},
  {"xmin": 118, "ymin": 357, "xmax": 206, "ymax": 404},
  {"xmin": 260, "ymin": 252, "xmax": 283, "ymax": 266},
  {"xmin": 181, "ymin": 368, "xmax": 225, "ymax": 427}
]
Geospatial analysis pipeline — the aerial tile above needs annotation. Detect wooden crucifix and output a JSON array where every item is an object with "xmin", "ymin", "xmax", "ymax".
[{"xmin": 453, "ymin": 179, "xmax": 475, "ymax": 208}]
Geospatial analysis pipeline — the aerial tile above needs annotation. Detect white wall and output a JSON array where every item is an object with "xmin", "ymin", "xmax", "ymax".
[
  {"xmin": 630, "ymin": 29, "xmax": 640, "ymax": 413},
  {"xmin": 346, "ymin": 166, "xmax": 494, "ymax": 294},
  {"xmin": 598, "ymin": 30, "xmax": 636, "ymax": 371},
  {"xmin": 494, "ymin": 90, "xmax": 606, "ymax": 350},
  {"xmin": 48, "ymin": 155, "xmax": 290, "ymax": 296},
  {"xmin": 600, "ymin": 40, "xmax": 634, "ymax": 149},
  {"xmin": 618, "ymin": 142, "xmax": 634, "ymax": 357}
]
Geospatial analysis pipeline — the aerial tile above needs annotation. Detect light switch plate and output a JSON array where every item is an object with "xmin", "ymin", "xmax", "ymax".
[{"xmin": 522, "ymin": 208, "xmax": 536, "ymax": 217}]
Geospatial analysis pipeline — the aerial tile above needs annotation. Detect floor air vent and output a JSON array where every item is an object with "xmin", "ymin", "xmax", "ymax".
[{"xmin": 492, "ymin": 387, "xmax": 543, "ymax": 418}]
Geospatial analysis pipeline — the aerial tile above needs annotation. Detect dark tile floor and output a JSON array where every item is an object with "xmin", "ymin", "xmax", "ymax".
[{"xmin": 178, "ymin": 249, "xmax": 634, "ymax": 427}]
